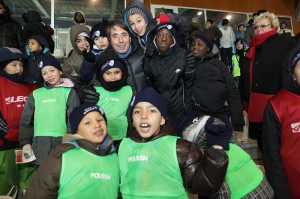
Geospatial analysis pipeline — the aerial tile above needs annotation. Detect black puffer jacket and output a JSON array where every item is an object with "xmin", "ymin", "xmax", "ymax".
[
  {"xmin": 21, "ymin": 10, "xmax": 55, "ymax": 53},
  {"xmin": 191, "ymin": 53, "xmax": 244, "ymax": 131},
  {"xmin": 0, "ymin": 10, "xmax": 23, "ymax": 50},
  {"xmin": 143, "ymin": 45, "xmax": 191, "ymax": 119},
  {"xmin": 127, "ymin": 121, "xmax": 229, "ymax": 195}
]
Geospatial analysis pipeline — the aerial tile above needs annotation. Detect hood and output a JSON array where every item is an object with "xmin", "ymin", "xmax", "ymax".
[
  {"xmin": 25, "ymin": 35, "xmax": 49, "ymax": 56},
  {"xmin": 70, "ymin": 24, "xmax": 90, "ymax": 54},
  {"xmin": 282, "ymin": 46, "xmax": 300, "ymax": 95},
  {"xmin": 22, "ymin": 10, "xmax": 42, "ymax": 23},
  {"xmin": 73, "ymin": 10, "xmax": 86, "ymax": 25},
  {"xmin": 123, "ymin": 0, "xmax": 154, "ymax": 36}
]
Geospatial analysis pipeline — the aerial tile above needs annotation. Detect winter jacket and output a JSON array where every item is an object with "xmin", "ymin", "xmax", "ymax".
[
  {"xmin": 123, "ymin": 0, "xmax": 156, "ymax": 50},
  {"xmin": 126, "ymin": 122, "xmax": 229, "ymax": 196},
  {"xmin": 19, "ymin": 78, "xmax": 80, "ymax": 165},
  {"xmin": 21, "ymin": 10, "xmax": 55, "ymax": 53},
  {"xmin": 191, "ymin": 54, "xmax": 244, "ymax": 131},
  {"xmin": 23, "ymin": 35, "xmax": 51, "ymax": 86},
  {"xmin": 0, "ymin": 75, "xmax": 36, "ymax": 150},
  {"xmin": 24, "ymin": 134, "xmax": 118, "ymax": 199},
  {"xmin": 262, "ymin": 46, "xmax": 300, "ymax": 199},
  {"xmin": 204, "ymin": 26, "xmax": 222, "ymax": 48},
  {"xmin": 143, "ymin": 43, "xmax": 192, "ymax": 119},
  {"xmin": 0, "ymin": 13, "xmax": 23, "ymax": 50},
  {"xmin": 219, "ymin": 26, "xmax": 235, "ymax": 49},
  {"xmin": 62, "ymin": 25, "xmax": 90, "ymax": 86},
  {"xmin": 239, "ymin": 33, "xmax": 297, "ymax": 127}
]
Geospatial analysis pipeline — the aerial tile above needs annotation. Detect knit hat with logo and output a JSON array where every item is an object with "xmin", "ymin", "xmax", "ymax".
[
  {"xmin": 70, "ymin": 104, "xmax": 107, "ymax": 133},
  {"xmin": 37, "ymin": 55, "xmax": 62, "ymax": 71}
]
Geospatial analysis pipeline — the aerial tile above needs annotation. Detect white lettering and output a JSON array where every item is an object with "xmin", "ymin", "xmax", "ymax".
[
  {"xmin": 108, "ymin": 97, "xmax": 120, "ymax": 102},
  {"xmin": 5, "ymin": 96, "xmax": 28, "ymax": 104},
  {"xmin": 90, "ymin": 172, "xmax": 111, "ymax": 180},
  {"xmin": 128, "ymin": 155, "xmax": 148, "ymax": 162},
  {"xmin": 291, "ymin": 122, "xmax": 300, "ymax": 133},
  {"xmin": 41, "ymin": 99, "xmax": 56, "ymax": 103}
]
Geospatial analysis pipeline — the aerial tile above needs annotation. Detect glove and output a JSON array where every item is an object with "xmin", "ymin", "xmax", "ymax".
[
  {"xmin": 77, "ymin": 86, "xmax": 100, "ymax": 104},
  {"xmin": 185, "ymin": 52, "xmax": 195, "ymax": 69},
  {"xmin": 0, "ymin": 112, "xmax": 8, "ymax": 139},
  {"xmin": 205, "ymin": 117, "xmax": 233, "ymax": 150},
  {"xmin": 22, "ymin": 144, "xmax": 33, "ymax": 159},
  {"xmin": 82, "ymin": 49, "xmax": 96, "ymax": 63}
]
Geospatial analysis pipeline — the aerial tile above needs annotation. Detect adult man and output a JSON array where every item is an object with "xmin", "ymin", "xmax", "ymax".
[{"xmin": 0, "ymin": 1, "xmax": 23, "ymax": 50}]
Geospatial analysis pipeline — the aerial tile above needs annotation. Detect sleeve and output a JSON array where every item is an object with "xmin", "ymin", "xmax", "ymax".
[
  {"xmin": 142, "ymin": 56, "xmax": 153, "ymax": 87},
  {"xmin": 183, "ymin": 58, "xmax": 194, "ymax": 112},
  {"xmin": 80, "ymin": 58, "xmax": 98, "ymax": 83},
  {"xmin": 15, "ymin": 22, "xmax": 25, "ymax": 51},
  {"xmin": 66, "ymin": 89, "xmax": 80, "ymax": 133},
  {"xmin": 221, "ymin": 63, "xmax": 245, "ymax": 131},
  {"xmin": 262, "ymin": 103, "xmax": 291, "ymax": 199},
  {"xmin": 238, "ymin": 54, "xmax": 250, "ymax": 103},
  {"xmin": 19, "ymin": 93, "xmax": 35, "ymax": 147},
  {"xmin": 177, "ymin": 139, "xmax": 228, "ymax": 195},
  {"xmin": 23, "ymin": 152, "xmax": 61, "ymax": 199}
]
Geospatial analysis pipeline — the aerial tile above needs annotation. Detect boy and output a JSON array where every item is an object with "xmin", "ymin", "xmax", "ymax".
[
  {"xmin": 0, "ymin": 47, "xmax": 37, "ymax": 195},
  {"xmin": 19, "ymin": 55, "xmax": 80, "ymax": 167},
  {"xmin": 94, "ymin": 59, "xmax": 132, "ymax": 150},
  {"xmin": 118, "ymin": 87, "xmax": 229, "ymax": 198},
  {"xmin": 24, "ymin": 104, "xmax": 119, "ymax": 199},
  {"xmin": 23, "ymin": 35, "xmax": 51, "ymax": 86},
  {"xmin": 232, "ymin": 38, "xmax": 247, "ymax": 85},
  {"xmin": 90, "ymin": 19, "xmax": 109, "ymax": 55}
]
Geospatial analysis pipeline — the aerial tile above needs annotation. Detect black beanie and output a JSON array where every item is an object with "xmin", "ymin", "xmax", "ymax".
[
  {"xmin": 37, "ymin": 55, "xmax": 62, "ymax": 71},
  {"xmin": 153, "ymin": 22, "xmax": 177, "ymax": 37},
  {"xmin": 90, "ymin": 22, "xmax": 107, "ymax": 40},
  {"xmin": 70, "ymin": 104, "xmax": 107, "ymax": 133},
  {"xmin": 0, "ymin": 47, "xmax": 25, "ymax": 69},
  {"xmin": 130, "ymin": 87, "xmax": 167, "ymax": 120},
  {"xmin": 191, "ymin": 31, "xmax": 213, "ymax": 51},
  {"xmin": 222, "ymin": 19, "xmax": 229, "ymax": 26}
]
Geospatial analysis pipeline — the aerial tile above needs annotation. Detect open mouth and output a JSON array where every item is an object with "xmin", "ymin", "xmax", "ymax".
[{"xmin": 140, "ymin": 123, "xmax": 151, "ymax": 133}]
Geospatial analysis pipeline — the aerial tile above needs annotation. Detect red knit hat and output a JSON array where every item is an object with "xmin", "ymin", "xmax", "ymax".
[{"xmin": 157, "ymin": 14, "xmax": 170, "ymax": 23}]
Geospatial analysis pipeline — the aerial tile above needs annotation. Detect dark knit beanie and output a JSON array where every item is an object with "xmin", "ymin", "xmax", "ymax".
[
  {"xmin": 127, "ymin": 7, "xmax": 148, "ymax": 24},
  {"xmin": 37, "ymin": 55, "xmax": 62, "ymax": 71},
  {"xmin": 100, "ymin": 59, "xmax": 124, "ymax": 75},
  {"xmin": 191, "ymin": 31, "xmax": 213, "ymax": 51},
  {"xmin": 90, "ymin": 22, "xmax": 107, "ymax": 40},
  {"xmin": 291, "ymin": 48, "xmax": 300, "ymax": 72},
  {"xmin": 130, "ymin": 87, "xmax": 167, "ymax": 120},
  {"xmin": 0, "ymin": 47, "xmax": 25, "ymax": 69},
  {"xmin": 153, "ymin": 22, "xmax": 177, "ymax": 37},
  {"xmin": 70, "ymin": 104, "xmax": 107, "ymax": 133},
  {"xmin": 221, "ymin": 19, "xmax": 229, "ymax": 26}
]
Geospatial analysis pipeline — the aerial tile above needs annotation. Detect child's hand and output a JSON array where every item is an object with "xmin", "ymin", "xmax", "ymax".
[
  {"xmin": 82, "ymin": 49, "xmax": 96, "ymax": 63},
  {"xmin": 22, "ymin": 144, "xmax": 33, "ymax": 159},
  {"xmin": 205, "ymin": 117, "xmax": 233, "ymax": 150},
  {"xmin": 77, "ymin": 86, "xmax": 100, "ymax": 104}
]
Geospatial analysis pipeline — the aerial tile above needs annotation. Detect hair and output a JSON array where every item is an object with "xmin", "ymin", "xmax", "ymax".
[
  {"xmin": 106, "ymin": 20, "xmax": 130, "ymax": 42},
  {"xmin": 254, "ymin": 11, "xmax": 279, "ymax": 29}
]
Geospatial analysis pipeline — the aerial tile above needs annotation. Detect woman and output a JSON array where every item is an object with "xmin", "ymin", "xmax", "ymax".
[{"xmin": 239, "ymin": 11, "xmax": 297, "ymax": 151}]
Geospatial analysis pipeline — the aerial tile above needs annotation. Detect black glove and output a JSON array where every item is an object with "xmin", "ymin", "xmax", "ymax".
[
  {"xmin": 82, "ymin": 49, "xmax": 96, "ymax": 63},
  {"xmin": 185, "ymin": 52, "xmax": 195, "ymax": 69},
  {"xmin": 205, "ymin": 116, "xmax": 233, "ymax": 150},
  {"xmin": 0, "ymin": 112, "xmax": 8, "ymax": 139},
  {"xmin": 77, "ymin": 86, "xmax": 100, "ymax": 104}
]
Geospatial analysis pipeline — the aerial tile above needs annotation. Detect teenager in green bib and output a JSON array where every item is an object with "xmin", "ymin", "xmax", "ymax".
[
  {"xmin": 19, "ymin": 55, "xmax": 80, "ymax": 168},
  {"xmin": 118, "ymin": 87, "xmax": 229, "ymax": 198},
  {"xmin": 182, "ymin": 116, "xmax": 274, "ymax": 199},
  {"xmin": 24, "ymin": 104, "xmax": 120, "ymax": 199}
]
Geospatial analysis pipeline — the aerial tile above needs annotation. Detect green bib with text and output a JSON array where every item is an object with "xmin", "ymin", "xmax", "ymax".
[
  {"xmin": 58, "ymin": 147, "xmax": 120, "ymax": 199},
  {"xmin": 119, "ymin": 136, "xmax": 188, "ymax": 199},
  {"xmin": 95, "ymin": 86, "xmax": 132, "ymax": 140},
  {"xmin": 33, "ymin": 87, "xmax": 70, "ymax": 137}
]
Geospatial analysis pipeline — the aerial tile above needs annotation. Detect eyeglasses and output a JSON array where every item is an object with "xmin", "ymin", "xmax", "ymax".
[{"xmin": 253, "ymin": 24, "xmax": 271, "ymax": 30}]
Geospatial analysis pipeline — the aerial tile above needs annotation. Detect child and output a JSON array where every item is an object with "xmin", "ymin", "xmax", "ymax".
[
  {"xmin": 182, "ymin": 116, "xmax": 274, "ymax": 198},
  {"xmin": 262, "ymin": 46, "xmax": 300, "ymax": 198},
  {"xmin": 232, "ymin": 38, "xmax": 247, "ymax": 85},
  {"xmin": 62, "ymin": 24, "xmax": 91, "ymax": 85},
  {"xmin": 0, "ymin": 47, "xmax": 37, "ymax": 195},
  {"xmin": 80, "ymin": 19, "xmax": 110, "ymax": 83},
  {"xmin": 94, "ymin": 59, "xmax": 132, "ymax": 149},
  {"xmin": 24, "ymin": 104, "xmax": 120, "ymax": 199},
  {"xmin": 123, "ymin": 0, "xmax": 156, "ymax": 49},
  {"xmin": 143, "ymin": 22, "xmax": 193, "ymax": 119},
  {"xmin": 19, "ymin": 55, "xmax": 80, "ymax": 167},
  {"xmin": 23, "ymin": 35, "xmax": 51, "ymax": 86},
  {"xmin": 118, "ymin": 87, "xmax": 229, "ymax": 198}
]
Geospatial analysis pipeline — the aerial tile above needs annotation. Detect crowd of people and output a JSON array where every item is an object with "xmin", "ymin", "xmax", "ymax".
[{"xmin": 0, "ymin": 0, "xmax": 300, "ymax": 198}]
